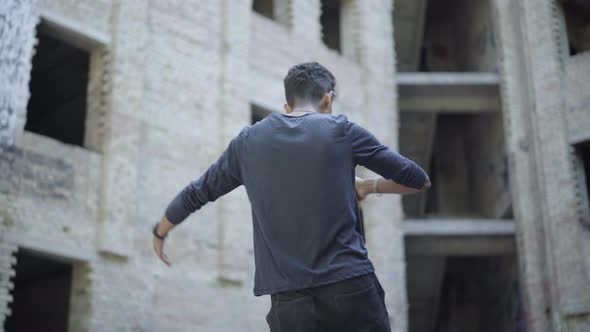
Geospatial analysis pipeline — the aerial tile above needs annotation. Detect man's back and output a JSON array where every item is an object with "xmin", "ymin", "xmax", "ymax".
[
  {"xmin": 239, "ymin": 112, "xmax": 370, "ymax": 295},
  {"xmin": 164, "ymin": 110, "xmax": 428, "ymax": 295},
  {"xmin": 155, "ymin": 62, "xmax": 429, "ymax": 332}
]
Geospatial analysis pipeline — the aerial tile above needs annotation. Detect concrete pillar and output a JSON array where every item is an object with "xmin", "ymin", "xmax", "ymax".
[
  {"xmin": 491, "ymin": 1, "xmax": 552, "ymax": 331},
  {"xmin": 0, "ymin": 0, "xmax": 38, "ymax": 147},
  {"xmin": 216, "ymin": 0, "xmax": 253, "ymax": 283},
  {"xmin": 0, "ymin": 242, "xmax": 17, "ymax": 332},
  {"xmin": 491, "ymin": 0, "xmax": 590, "ymax": 330},
  {"xmin": 67, "ymin": 263, "xmax": 92, "ymax": 332},
  {"xmin": 291, "ymin": 0, "xmax": 322, "ymax": 43},
  {"xmin": 96, "ymin": 0, "xmax": 147, "ymax": 256},
  {"xmin": 354, "ymin": 1, "xmax": 406, "ymax": 331},
  {"xmin": 519, "ymin": 1, "xmax": 590, "ymax": 330},
  {"xmin": 271, "ymin": 0, "xmax": 323, "ymax": 41},
  {"xmin": 274, "ymin": 0, "xmax": 293, "ymax": 28},
  {"xmin": 340, "ymin": 0, "xmax": 361, "ymax": 62}
]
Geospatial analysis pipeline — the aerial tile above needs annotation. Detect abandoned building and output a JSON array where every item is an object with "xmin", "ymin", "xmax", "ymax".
[{"xmin": 1, "ymin": 0, "xmax": 589, "ymax": 331}]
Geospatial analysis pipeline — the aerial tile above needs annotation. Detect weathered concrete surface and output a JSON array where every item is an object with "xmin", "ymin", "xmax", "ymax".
[
  {"xmin": 0, "ymin": 0, "xmax": 38, "ymax": 146},
  {"xmin": 492, "ymin": 0, "xmax": 590, "ymax": 331},
  {"xmin": 1, "ymin": 0, "xmax": 590, "ymax": 331},
  {"xmin": 565, "ymin": 53, "xmax": 590, "ymax": 145}
]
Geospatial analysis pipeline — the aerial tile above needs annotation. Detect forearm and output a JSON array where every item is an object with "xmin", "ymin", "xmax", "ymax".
[
  {"xmin": 376, "ymin": 178, "xmax": 424, "ymax": 194},
  {"xmin": 350, "ymin": 122, "xmax": 429, "ymax": 189},
  {"xmin": 155, "ymin": 215, "xmax": 176, "ymax": 237},
  {"xmin": 358, "ymin": 177, "xmax": 431, "ymax": 197},
  {"xmin": 362, "ymin": 150, "xmax": 429, "ymax": 190}
]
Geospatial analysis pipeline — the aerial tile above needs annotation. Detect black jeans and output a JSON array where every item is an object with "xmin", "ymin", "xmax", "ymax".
[{"xmin": 266, "ymin": 273, "xmax": 391, "ymax": 332}]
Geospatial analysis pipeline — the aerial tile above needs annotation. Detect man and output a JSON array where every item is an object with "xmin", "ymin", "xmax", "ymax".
[{"xmin": 152, "ymin": 62, "xmax": 430, "ymax": 331}]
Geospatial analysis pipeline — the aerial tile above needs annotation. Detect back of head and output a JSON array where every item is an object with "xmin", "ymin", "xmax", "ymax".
[{"xmin": 283, "ymin": 62, "xmax": 336, "ymax": 108}]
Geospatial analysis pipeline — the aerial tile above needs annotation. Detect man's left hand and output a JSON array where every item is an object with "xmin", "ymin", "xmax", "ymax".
[{"xmin": 153, "ymin": 236, "xmax": 171, "ymax": 266}]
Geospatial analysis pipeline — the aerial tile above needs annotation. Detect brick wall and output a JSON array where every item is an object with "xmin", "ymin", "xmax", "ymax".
[
  {"xmin": 0, "ymin": 0, "xmax": 38, "ymax": 146},
  {"xmin": 1, "ymin": 0, "xmax": 402, "ymax": 331}
]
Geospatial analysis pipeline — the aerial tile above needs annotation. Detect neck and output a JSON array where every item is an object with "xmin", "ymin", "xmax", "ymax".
[
  {"xmin": 290, "ymin": 104, "xmax": 318, "ymax": 113},
  {"xmin": 291, "ymin": 108, "xmax": 316, "ymax": 113}
]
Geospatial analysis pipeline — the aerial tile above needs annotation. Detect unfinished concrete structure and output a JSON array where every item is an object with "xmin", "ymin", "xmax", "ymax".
[{"xmin": 0, "ymin": 0, "xmax": 589, "ymax": 331}]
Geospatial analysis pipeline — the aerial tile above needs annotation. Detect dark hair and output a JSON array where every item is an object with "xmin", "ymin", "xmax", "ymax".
[{"xmin": 283, "ymin": 62, "xmax": 336, "ymax": 107}]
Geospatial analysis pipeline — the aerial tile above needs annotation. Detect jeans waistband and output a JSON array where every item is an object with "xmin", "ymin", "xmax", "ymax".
[{"xmin": 272, "ymin": 273, "xmax": 375, "ymax": 301}]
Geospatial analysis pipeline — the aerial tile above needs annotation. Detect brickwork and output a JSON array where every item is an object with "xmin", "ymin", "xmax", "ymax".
[
  {"xmin": 0, "ymin": 243, "xmax": 17, "ymax": 332},
  {"xmin": 0, "ymin": 0, "xmax": 38, "ymax": 146},
  {"xmin": 1, "ymin": 0, "xmax": 589, "ymax": 331}
]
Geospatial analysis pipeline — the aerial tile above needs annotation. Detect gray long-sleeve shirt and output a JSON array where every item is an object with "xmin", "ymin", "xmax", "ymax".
[{"xmin": 165, "ymin": 112, "xmax": 428, "ymax": 296}]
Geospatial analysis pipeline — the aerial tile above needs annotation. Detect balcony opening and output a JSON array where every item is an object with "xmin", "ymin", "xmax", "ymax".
[
  {"xmin": 394, "ymin": 0, "xmax": 496, "ymax": 72},
  {"xmin": 5, "ymin": 250, "xmax": 73, "ymax": 332},
  {"xmin": 400, "ymin": 112, "xmax": 510, "ymax": 219},
  {"xmin": 253, "ymin": 0, "xmax": 275, "ymax": 20},
  {"xmin": 25, "ymin": 26, "xmax": 90, "ymax": 147},
  {"xmin": 320, "ymin": 0, "xmax": 342, "ymax": 53}
]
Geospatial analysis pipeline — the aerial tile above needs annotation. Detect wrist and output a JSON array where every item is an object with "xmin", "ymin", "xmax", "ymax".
[
  {"xmin": 372, "ymin": 178, "xmax": 379, "ymax": 194},
  {"xmin": 153, "ymin": 223, "xmax": 167, "ymax": 240},
  {"xmin": 358, "ymin": 179, "xmax": 369, "ymax": 195}
]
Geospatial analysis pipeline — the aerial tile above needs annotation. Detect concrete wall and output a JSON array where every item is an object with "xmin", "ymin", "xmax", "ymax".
[{"xmin": 0, "ymin": 0, "xmax": 38, "ymax": 146}]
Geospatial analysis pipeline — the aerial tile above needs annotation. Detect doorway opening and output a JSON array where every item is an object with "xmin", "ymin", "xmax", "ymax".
[
  {"xmin": 5, "ymin": 250, "xmax": 73, "ymax": 332},
  {"xmin": 406, "ymin": 252, "xmax": 524, "ymax": 332}
]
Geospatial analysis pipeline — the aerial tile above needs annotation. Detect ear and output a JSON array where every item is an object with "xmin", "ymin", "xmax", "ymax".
[
  {"xmin": 318, "ymin": 92, "xmax": 333, "ymax": 114},
  {"xmin": 284, "ymin": 103, "xmax": 293, "ymax": 114}
]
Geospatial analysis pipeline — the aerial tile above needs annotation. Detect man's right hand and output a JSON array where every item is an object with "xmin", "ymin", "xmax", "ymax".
[{"xmin": 355, "ymin": 177, "xmax": 373, "ymax": 201}]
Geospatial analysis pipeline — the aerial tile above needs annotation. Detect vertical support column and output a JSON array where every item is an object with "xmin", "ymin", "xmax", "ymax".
[
  {"xmin": 290, "ymin": 0, "xmax": 322, "ymax": 43},
  {"xmin": 493, "ymin": 0, "xmax": 590, "ymax": 330},
  {"xmin": 0, "ymin": 242, "xmax": 17, "ymax": 332},
  {"xmin": 0, "ymin": 0, "xmax": 38, "ymax": 147},
  {"xmin": 490, "ymin": 2, "xmax": 551, "ymax": 330},
  {"xmin": 519, "ymin": 0, "xmax": 590, "ymax": 330},
  {"xmin": 355, "ymin": 1, "xmax": 406, "ymax": 331},
  {"xmin": 216, "ymin": 0, "xmax": 253, "ymax": 282},
  {"xmin": 97, "ymin": 0, "xmax": 147, "ymax": 256},
  {"xmin": 276, "ymin": 0, "xmax": 322, "ymax": 43},
  {"xmin": 274, "ymin": 0, "xmax": 293, "ymax": 28},
  {"xmin": 67, "ymin": 263, "xmax": 93, "ymax": 332},
  {"xmin": 340, "ymin": 0, "xmax": 361, "ymax": 62}
]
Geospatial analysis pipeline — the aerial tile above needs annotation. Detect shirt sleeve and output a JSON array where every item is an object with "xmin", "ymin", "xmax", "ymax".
[
  {"xmin": 165, "ymin": 132, "xmax": 244, "ymax": 225},
  {"xmin": 347, "ymin": 121, "xmax": 428, "ymax": 189}
]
